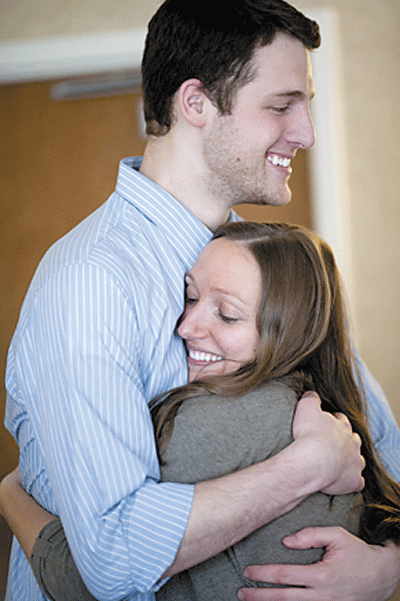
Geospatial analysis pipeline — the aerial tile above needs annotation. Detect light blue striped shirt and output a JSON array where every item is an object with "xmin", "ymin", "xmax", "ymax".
[{"xmin": 5, "ymin": 157, "xmax": 400, "ymax": 600}]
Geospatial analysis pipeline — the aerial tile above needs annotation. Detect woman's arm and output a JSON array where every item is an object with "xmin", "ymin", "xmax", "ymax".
[
  {"xmin": 0, "ymin": 468, "xmax": 97, "ymax": 601},
  {"xmin": 0, "ymin": 467, "xmax": 56, "ymax": 561}
]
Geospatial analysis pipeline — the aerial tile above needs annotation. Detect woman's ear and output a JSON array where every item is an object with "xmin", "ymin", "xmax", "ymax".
[{"xmin": 177, "ymin": 79, "xmax": 212, "ymax": 128}]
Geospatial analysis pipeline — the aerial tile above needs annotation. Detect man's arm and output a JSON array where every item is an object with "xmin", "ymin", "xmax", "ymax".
[
  {"xmin": 165, "ymin": 393, "xmax": 365, "ymax": 577},
  {"xmin": 2, "ymin": 393, "xmax": 364, "ymax": 595},
  {"xmin": 238, "ymin": 359, "xmax": 400, "ymax": 601},
  {"xmin": 354, "ymin": 353, "xmax": 400, "ymax": 480}
]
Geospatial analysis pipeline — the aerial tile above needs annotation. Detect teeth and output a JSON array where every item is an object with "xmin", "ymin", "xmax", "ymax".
[
  {"xmin": 189, "ymin": 350, "xmax": 223, "ymax": 363},
  {"xmin": 268, "ymin": 154, "xmax": 291, "ymax": 168}
]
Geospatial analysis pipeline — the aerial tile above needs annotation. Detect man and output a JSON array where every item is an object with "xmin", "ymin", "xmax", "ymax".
[{"xmin": 4, "ymin": 1, "xmax": 400, "ymax": 600}]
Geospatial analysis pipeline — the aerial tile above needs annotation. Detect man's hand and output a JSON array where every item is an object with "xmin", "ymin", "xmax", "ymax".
[
  {"xmin": 292, "ymin": 392, "xmax": 365, "ymax": 495},
  {"xmin": 238, "ymin": 527, "xmax": 400, "ymax": 601}
]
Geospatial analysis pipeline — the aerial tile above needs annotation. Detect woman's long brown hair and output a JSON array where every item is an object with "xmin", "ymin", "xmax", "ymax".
[{"xmin": 150, "ymin": 221, "xmax": 400, "ymax": 545}]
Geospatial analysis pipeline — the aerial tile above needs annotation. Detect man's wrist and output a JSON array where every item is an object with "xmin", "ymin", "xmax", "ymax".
[
  {"xmin": 255, "ymin": 438, "xmax": 324, "ymax": 516},
  {"xmin": 384, "ymin": 541, "xmax": 400, "ymax": 596},
  {"xmin": 282, "ymin": 438, "xmax": 326, "ymax": 497}
]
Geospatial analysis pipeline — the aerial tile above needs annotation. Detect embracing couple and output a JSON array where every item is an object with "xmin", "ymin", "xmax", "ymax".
[{"xmin": 2, "ymin": 1, "xmax": 400, "ymax": 600}]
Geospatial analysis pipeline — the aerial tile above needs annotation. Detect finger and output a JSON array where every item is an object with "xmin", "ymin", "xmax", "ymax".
[
  {"xmin": 282, "ymin": 526, "xmax": 347, "ymax": 550},
  {"xmin": 353, "ymin": 432, "xmax": 363, "ymax": 448},
  {"xmin": 355, "ymin": 475, "xmax": 365, "ymax": 492},
  {"xmin": 243, "ymin": 563, "xmax": 317, "ymax": 588},
  {"xmin": 299, "ymin": 391, "xmax": 320, "ymax": 401},
  {"xmin": 238, "ymin": 585, "xmax": 316, "ymax": 601},
  {"xmin": 332, "ymin": 412, "xmax": 352, "ymax": 427},
  {"xmin": 294, "ymin": 393, "xmax": 321, "ymax": 418}
]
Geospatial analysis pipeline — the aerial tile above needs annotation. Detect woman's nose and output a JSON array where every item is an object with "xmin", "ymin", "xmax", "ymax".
[{"xmin": 177, "ymin": 307, "xmax": 207, "ymax": 340}]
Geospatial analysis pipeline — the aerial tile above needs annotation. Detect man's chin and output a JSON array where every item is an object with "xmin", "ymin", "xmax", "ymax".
[{"xmin": 236, "ymin": 186, "xmax": 292, "ymax": 208}]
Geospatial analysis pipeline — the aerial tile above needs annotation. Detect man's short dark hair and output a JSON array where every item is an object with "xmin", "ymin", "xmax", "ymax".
[{"xmin": 142, "ymin": 0, "xmax": 321, "ymax": 136}]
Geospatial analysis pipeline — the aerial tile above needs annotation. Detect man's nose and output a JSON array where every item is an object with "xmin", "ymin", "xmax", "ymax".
[{"xmin": 288, "ymin": 104, "xmax": 315, "ymax": 150}]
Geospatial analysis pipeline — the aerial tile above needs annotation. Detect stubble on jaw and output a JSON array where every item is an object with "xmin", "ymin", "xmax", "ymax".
[{"xmin": 202, "ymin": 115, "xmax": 292, "ymax": 209}]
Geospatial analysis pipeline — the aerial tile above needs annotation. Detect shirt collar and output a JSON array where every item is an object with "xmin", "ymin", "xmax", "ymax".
[{"xmin": 115, "ymin": 157, "xmax": 240, "ymax": 268}]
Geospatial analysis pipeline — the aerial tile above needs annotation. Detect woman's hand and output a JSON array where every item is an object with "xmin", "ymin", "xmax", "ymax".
[
  {"xmin": 0, "ymin": 466, "xmax": 22, "ymax": 516},
  {"xmin": 0, "ymin": 466, "xmax": 57, "ymax": 561}
]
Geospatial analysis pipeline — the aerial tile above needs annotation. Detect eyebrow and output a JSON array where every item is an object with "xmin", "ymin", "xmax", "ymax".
[
  {"xmin": 185, "ymin": 273, "xmax": 252, "ymax": 311},
  {"xmin": 272, "ymin": 89, "xmax": 315, "ymax": 101}
]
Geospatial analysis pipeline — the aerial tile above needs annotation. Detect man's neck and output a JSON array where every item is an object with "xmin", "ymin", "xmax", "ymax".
[{"xmin": 140, "ymin": 138, "xmax": 231, "ymax": 232}]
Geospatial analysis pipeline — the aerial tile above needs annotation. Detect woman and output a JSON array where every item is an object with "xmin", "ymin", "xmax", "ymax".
[{"xmin": 2, "ymin": 222, "xmax": 400, "ymax": 600}]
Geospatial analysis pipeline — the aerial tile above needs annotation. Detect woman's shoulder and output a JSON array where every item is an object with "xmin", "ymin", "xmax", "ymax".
[
  {"xmin": 172, "ymin": 382, "xmax": 298, "ymax": 443},
  {"xmin": 178, "ymin": 380, "xmax": 297, "ymax": 413},
  {"xmin": 161, "ymin": 381, "xmax": 299, "ymax": 482}
]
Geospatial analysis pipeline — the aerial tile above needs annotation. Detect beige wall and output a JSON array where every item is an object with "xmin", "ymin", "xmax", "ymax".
[
  {"xmin": 2, "ymin": 0, "xmax": 399, "ymax": 424},
  {"xmin": 296, "ymin": 0, "xmax": 400, "ymax": 424},
  {"xmin": 1, "ymin": 0, "xmax": 160, "ymax": 40}
]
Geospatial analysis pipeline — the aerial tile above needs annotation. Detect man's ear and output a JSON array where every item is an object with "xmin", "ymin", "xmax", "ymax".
[{"xmin": 177, "ymin": 79, "xmax": 212, "ymax": 128}]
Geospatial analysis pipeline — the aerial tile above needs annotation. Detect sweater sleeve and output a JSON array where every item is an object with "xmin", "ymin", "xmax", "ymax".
[{"xmin": 31, "ymin": 518, "xmax": 97, "ymax": 601}]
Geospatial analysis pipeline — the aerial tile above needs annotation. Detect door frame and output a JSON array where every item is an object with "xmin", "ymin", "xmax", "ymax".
[{"xmin": 0, "ymin": 8, "xmax": 353, "ymax": 301}]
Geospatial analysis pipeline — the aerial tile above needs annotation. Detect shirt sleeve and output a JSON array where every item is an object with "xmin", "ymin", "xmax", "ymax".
[
  {"xmin": 355, "ymin": 352, "xmax": 400, "ymax": 482},
  {"xmin": 13, "ymin": 262, "xmax": 194, "ymax": 601}
]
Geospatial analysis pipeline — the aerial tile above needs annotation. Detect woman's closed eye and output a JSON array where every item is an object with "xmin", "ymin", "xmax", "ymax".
[{"xmin": 218, "ymin": 311, "xmax": 239, "ymax": 324}]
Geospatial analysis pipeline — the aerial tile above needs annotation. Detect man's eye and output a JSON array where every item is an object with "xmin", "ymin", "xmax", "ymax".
[
  {"xmin": 185, "ymin": 297, "xmax": 198, "ymax": 306},
  {"xmin": 271, "ymin": 105, "xmax": 289, "ymax": 114}
]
